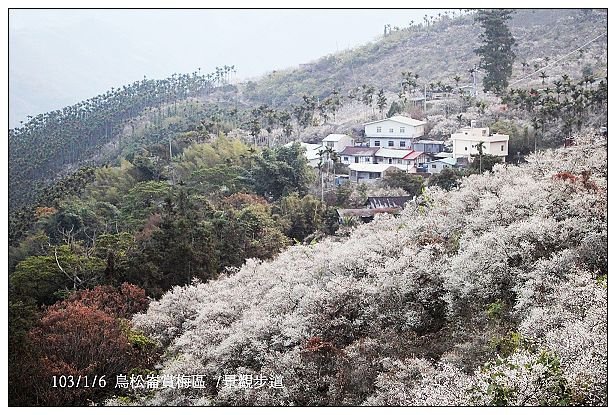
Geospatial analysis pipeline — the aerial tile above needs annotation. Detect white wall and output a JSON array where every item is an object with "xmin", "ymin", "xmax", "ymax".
[
  {"xmin": 324, "ymin": 135, "xmax": 354, "ymax": 153},
  {"xmin": 426, "ymin": 162, "xmax": 453, "ymax": 174},
  {"xmin": 365, "ymin": 120, "xmax": 424, "ymax": 139},
  {"xmin": 341, "ymin": 155, "xmax": 374, "ymax": 165},
  {"xmin": 452, "ymin": 138, "xmax": 474, "ymax": 157},
  {"xmin": 369, "ymin": 137, "xmax": 413, "ymax": 149},
  {"xmin": 488, "ymin": 140, "xmax": 508, "ymax": 157},
  {"xmin": 307, "ymin": 158, "xmax": 321, "ymax": 168},
  {"xmin": 375, "ymin": 156, "xmax": 415, "ymax": 166},
  {"xmin": 350, "ymin": 170, "xmax": 382, "ymax": 182},
  {"xmin": 452, "ymin": 137, "xmax": 508, "ymax": 160}
]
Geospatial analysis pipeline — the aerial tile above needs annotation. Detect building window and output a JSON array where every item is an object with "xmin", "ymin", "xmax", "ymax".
[
  {"xmin": 464, "ymin": 146, "xmax": 468, "ymax": 151},
  {"xmin": 376, "ymin": 127, "xmax": 382, "ymax": 133},
  {"xmin": 343, "ymin": 156, "xmax": 348, "ymax": 161},
  {"xmin": 400, "ymin": 127, "xmax": 405, "ymax": 133},
  {"xmin": 355, "ymin": 157, "xmax": 359, "ymax": 163},
  {"xmin": 389, "ymin": 128, "xmax": 394, "ymax": 133},
  {"xmin": 432, "ymin": 164, "xmax": 437, "ymax": 169},
  {"xmin": 400, "ymin": 141, "xmax": 406, "ymax": 147},
  {"xmin": 388, "ymin": 141, "xmax": 394, "ymax": 147},
  {"xmin": 374, "ymin": 140, "xmax": 380, "ymax": 146},
  {"xmin": 501, "ymin": 145, "xmax": 504, "ymax": 151}
]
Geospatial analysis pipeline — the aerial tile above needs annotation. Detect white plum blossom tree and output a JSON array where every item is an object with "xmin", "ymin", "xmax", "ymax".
[{"xmin": 129, "ymin": 134, "xmax": 606, "ymax": 406}]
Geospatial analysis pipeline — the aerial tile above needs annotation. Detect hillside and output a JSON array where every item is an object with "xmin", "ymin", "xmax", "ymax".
[
  {"xmin": 8, "ymin": 9, "xmax": 607, "ymax": 212},
  {"xmin": 7, "ymin": 8, "xmax": 609, "ymax": 407},
  {"xmin": 130, "ymin": 135, "xmax": 607, "ymax": 406},
  {"xmin": 243, "ymin": 9, "xmax": 607, "ymax": 106},
  {"xmin": 16, "ymin": 74, "xmax": 246, "ymax": 210}
]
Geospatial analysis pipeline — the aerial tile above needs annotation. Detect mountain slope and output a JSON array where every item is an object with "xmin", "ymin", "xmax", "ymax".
[
  {"xmin": 243, "ymin": 9, "xmax": 607, "ymax": 106},
  {"xmin": 131, "ymin": 135, "xmax": 607, "ymax": 406},
  {"xmin": 8, "ymin": 72, "xmax": 224, "ymax": 210},
  {"xmin": 9, "ymin": 9, "xmax": 607, "ymax": 212}
]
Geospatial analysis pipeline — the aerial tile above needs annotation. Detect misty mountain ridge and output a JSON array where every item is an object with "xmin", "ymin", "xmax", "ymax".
[{"xmin": 9, "ymin": 9, "xmax": 607, "ymax": 212}]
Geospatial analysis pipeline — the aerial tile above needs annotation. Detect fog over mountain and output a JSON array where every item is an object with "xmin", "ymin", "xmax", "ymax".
[{"xmin": 9, "ymin": 9, "xmax": 442, "ymax": 127}]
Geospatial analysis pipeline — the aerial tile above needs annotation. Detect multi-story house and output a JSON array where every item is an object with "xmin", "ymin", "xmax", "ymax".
[
  {"xmin": 451, "ymin": 124, "xmax": 509, "ymax": 162},
  {"xmin": 364, "ymin": 116, "xmax": 426, "ymax": 149}
]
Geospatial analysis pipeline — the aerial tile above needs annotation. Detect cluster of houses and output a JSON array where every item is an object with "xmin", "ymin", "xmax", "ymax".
[{"xmin": 301, "ymin": 116, "xmax": 509, "ymax": 183}]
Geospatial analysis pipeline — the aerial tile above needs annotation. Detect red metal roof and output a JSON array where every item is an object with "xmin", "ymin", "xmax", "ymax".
[{"xmin": 403, "ymin": 150, "xmax": 424, "ymax": 160}]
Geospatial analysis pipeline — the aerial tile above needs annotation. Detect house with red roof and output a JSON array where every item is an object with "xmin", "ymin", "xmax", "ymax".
[{"xmin": 374, "ymin": 148, "xmax": 431, "ymax": 173}]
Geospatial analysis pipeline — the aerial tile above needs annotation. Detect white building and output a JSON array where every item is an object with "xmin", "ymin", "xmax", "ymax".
[
  {"xmin": 374, "ymin": 148, "xmax": 428, "ymax": 173},
  {"xmin": 375, "ymin": 148, "xmax": 412, "ymax": 165},
  {"xmin": 322, "ymin": 134, "xmax": 355, "ymax": 153},
  {"xmin": 285, "ymin": 142, "xmax": 323, "ymax": 168},
  {"xmin": 364, "ymin": 116, "xmax": 426, "ymax": 149},
  {"xmin": 426, "ymin": 157, "xmax": 457, "ymax": 174},
  {"xmin": 339, "ymin": 146, "xmax": 379, "ymax": 165},
  {"xmin": 348, "ymin": 163, "xmax": 405, "ymax": 183},
  {"xmin": 451, "ymin": 126, "xmax": 509, "ymax": 161}
]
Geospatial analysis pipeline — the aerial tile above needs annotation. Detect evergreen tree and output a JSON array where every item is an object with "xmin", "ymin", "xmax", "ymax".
[
  {"xmin": 474, "ymin": 9, "xmax": 516, "ymax": 94},
  {"xmin": 428, "ymin": 168, "xmax": 462, "ymax": 191},
  {"xmin": 387, "ymin": 101, "xmax": 404, "ymax": 118},
  {"xmin": 376, "ymin": 89, "xmax": 388, "ymax": 117}
]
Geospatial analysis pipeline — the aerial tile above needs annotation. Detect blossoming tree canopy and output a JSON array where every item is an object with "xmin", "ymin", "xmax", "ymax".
[{"xmin": 132, "ymin": 135, "xmax": 606, "ymax": 406}]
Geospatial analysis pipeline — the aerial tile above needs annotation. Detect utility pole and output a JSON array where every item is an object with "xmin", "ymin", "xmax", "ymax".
[
  {"xmin": 169, "ymin": 136, "xmax": 175, "ymax": 185},
  {"xmin": 424, "ymin": 84, "xmax": 427, "ymax": 112},
  {"xmin": 321, "ymin": 163, "xmax": 324, "ymax": 202},
  {"xmin": 169, "ymin": 136, "xmax": 173, "ymax": 162}
]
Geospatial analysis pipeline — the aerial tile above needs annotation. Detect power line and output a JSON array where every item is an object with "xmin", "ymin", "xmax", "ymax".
[{"xmin": 509, "ymin": 32, "xmax": 607, "ymax": 87}]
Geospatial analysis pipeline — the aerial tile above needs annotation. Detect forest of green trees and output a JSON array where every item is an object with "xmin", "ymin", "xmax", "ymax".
[{"xmin": 8, "ymin": 137, "xmax": 344, "ymax": 404}]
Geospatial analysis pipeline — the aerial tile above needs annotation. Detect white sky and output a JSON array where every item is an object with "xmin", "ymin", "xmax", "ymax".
[
  {"xmin": 9, "ymin": 8, "xmax": 445, "ymax": 126},
  {"xmin": 7, "ymin": 0, "xmax": 606, "ymax": 127}
]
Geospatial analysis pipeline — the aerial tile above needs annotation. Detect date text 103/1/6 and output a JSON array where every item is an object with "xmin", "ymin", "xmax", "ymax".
[{"xmin": 52, "ymin": 375, "xmax": 107, "ymax": 388}]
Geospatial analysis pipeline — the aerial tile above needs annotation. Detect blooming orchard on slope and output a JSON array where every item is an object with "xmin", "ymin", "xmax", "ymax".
[{"xmin": 129, "ymin": 134, "xmax": 607, "ymax": 406}]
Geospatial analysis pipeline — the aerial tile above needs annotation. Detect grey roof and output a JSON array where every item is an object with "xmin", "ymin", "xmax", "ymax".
[
  {"xmin": 366, "ymin": 196, "xmax": 413, "ymax": 209},
  {"xmin": 365, "ymin": 116, "xmax": 427, "ymax": 127},
  {"xmin": 432, "ymin": 157, "xmax": 457, "ymax": 166},
  {"xmin": 340, "ymin": 146, "xmax": 380, "ymax": 156},
  {"xmin": 323, "ymin": 133, "xmax": 353, "ymax": 142},
  {"xmin": 337, "ymin": 208, "xmax": 402, "ymax": 218}
]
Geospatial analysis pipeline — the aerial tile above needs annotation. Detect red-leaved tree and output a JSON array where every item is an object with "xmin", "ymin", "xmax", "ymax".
[{"xmin": 25, "ymin": 283, "xmax": 156, "ymax": 406}]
